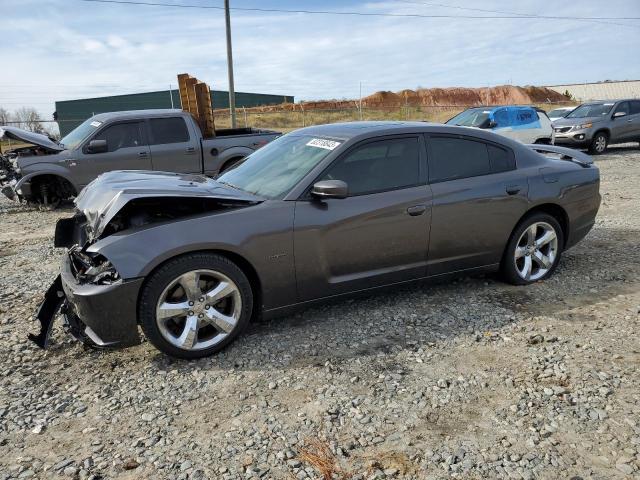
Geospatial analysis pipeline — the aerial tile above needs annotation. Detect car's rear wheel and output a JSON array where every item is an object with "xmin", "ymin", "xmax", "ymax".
[
  {"xmin": 589, "ymin": 132, "xmax": 608, "ymax": 155},
  {"xmin": 502, "ymin": 213, "xmax": 564, "ymax": 285},
  {"xmin": 139, "ymin": 253, "xmax": 253, "ymax": 359}
]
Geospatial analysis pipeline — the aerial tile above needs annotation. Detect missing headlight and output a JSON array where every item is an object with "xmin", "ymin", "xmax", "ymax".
[{"xmin": 69, "ymin": 247, "xmax": 120, "ymax": 285}]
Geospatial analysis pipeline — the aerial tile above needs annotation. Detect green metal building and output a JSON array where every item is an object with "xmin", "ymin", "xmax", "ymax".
[{"xmin": 55, "ymin": 89, "xmax": 294, "ymax": 136}]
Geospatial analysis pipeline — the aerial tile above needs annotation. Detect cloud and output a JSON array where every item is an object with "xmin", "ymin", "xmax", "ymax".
[{"xmin": 1, "ymin": 0, "xmax": 639, "ymax": 121}]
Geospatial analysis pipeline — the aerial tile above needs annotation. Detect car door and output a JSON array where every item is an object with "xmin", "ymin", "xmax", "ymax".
[
  {"xmin": 610, "ymin": 102, "xmax": 630, "ymax": 142},
  {"xmin": 425, "ymin": 134, "xmax": 530, "ymax": 276},
  {"xmin": 293, "ymin": 135, "xmax": 431, "ymax": 301},
  {"xmin": 623, "ymin": 100, "xmax": 640, "ymax": 141},
  {"xmin": 146, "ymin": 116, "xmax": 201, "ymax": 173},
  {"xmin": 75, "ymin": 121, "xmax": 151, "ymax": 187}
]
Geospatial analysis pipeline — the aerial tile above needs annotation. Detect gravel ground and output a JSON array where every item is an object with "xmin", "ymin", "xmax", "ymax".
[{"xmin": 1, "ymin": 145, "xmax": 639, "ymax": 480}]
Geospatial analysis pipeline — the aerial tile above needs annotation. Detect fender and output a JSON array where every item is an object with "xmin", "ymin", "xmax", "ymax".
[{"xmin": 15, "ymin": 167, "xmax": 79, "ymax": 194}]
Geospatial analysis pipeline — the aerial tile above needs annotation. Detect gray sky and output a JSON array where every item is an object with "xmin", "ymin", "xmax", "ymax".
[{"xmin": 2, "ymin": 0, "xmax": 639, "ymax": 121}]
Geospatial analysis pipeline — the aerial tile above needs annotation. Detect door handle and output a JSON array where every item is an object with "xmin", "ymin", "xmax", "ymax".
[
  {"xmin": 406, "ymin": 205, "xmax": 427, "ymax": 216},
  {"xmin": 138, "ymin": 151, "xmax": 148, "ymax": 158},
  {"xmin": 186, "ymin": 146, "xmax": 196, "ymax": 153},
  {"xmin": 506, "ymin": 185, "xmax": 521, "ymax": 195}
]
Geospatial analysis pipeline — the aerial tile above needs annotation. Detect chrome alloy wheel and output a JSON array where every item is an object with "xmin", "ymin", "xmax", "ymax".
[
  {"xmin": 514, "ymin": 222, "xmax": 558, "ymax": 281},
  {"xmin": 155, "ymin": 269, "xmax": 242, "ymax": 350},
  {"xmin": 594, "ymin": 135, "xmax": 607, "ymax": 153}
]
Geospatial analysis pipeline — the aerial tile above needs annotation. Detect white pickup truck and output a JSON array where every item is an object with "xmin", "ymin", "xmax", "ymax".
[{"xmin": 0, "ymin": 109, "xmax": 280, "ymax": 205}]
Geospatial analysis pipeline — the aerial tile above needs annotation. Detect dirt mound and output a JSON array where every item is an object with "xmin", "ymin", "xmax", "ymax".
[
  {"xmin": 362, "ymin": 85, "xmax": 566, "ymax": 107},
  {"xmin": 217, "ymin": 85, "xmax": 567, "ymax": 114}
]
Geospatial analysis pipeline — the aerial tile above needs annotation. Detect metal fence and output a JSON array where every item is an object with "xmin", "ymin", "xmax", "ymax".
[
  {"xmin": 213, "ymin": 102, "xmax": 576, "ymax": 132},
  {"xmin": 1, "ymin": 102, "xmax": 576, "ymax": 138}
]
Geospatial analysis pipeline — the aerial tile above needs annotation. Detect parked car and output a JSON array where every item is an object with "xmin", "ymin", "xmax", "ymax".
[
  {"xmin": 32, "ymin": 121, "xmax": 601, "ymax": 358},
  {"xmin": 445, "ymin": 105, "xmax": 554, "ymax": 144},
  {"xmin": 553, "ymin": 99, "xmax": 640, "ymax": 154},
  {"xmin": 0, "ymin": 109, "xmax": 280, "ymax": 206},
  {"xmin": 547, "ymin": 106, "xmax": 575, "ymax": 122}
]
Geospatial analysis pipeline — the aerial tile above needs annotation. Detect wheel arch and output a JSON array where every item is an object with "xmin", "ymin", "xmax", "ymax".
[
  {"xmin": 17, "ymin": 172, "xmax": 78, "ymax": 201},
  {"xmin": 512, "ymin": 203, "xmax": 569, "ymax": 248},
  {"xmin": 137, "ymin": 248, "xmax": 263, "ymax": 323},
  {"xmin": 592, "ymin": 128, "xmax": 610, "ymax": 140},
  {"xmin": 16, "ymin": 170, "xmax": 78, "ymax": 193}
]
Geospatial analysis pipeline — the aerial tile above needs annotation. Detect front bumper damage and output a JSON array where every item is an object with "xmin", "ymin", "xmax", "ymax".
[{"xmin": 29, "ymin": 220, "xmax": 144, "ymax": 350}]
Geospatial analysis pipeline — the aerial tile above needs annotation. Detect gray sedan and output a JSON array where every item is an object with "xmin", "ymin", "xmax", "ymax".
[{"xmin": 33, "ymin": 122, "xmax": 601, "ymax": 358}]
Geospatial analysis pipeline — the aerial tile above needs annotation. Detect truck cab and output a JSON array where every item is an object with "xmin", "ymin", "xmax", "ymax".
[{"xmin": 1, "ymin": 109, "xmax": 280, "ymax": 206}]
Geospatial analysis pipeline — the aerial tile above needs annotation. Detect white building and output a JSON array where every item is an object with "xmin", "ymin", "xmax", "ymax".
[{"xmin": 545, "ymin": 80, "xmax": 640, "ymax": 101}]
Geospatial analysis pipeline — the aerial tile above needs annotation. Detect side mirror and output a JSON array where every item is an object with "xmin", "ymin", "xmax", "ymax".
[
  {"xmin": 311, "ymin": 180, "xmax": 348, "ymax": 199},
  {"xmin": 86, "ymin": 139, "xmax": 108, "ymax": 154},
  {"xmin": 613, "ymin": 111, "xmax": 627, "ymax": 119},
  {"xmin": 487, "ymin": 120, "xmax": 497, "ymax": 128}
]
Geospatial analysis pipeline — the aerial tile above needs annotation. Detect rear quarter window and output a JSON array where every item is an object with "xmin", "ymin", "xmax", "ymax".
[
  {"xmin": 149, "ymin": 117, "xmax": 190, "ymax": 145},
  {"xmin": 488, "ymin": 144, "xmax": 516, "ymax": 173}
]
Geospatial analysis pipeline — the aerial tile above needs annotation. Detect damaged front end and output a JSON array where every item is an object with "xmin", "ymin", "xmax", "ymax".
[
  {"xmin": 1, "ymin": 126, "xmax": 65, "ymax": 202},
  {"xmin": 0, "ymin": 153, "xmax": 21, "ymax": 200},
  {"xmin": 30, "ymin": 170, "xmax": 261, "ymax": 350}
]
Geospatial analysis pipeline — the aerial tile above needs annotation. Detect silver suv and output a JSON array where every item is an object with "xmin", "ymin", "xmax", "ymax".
[{"xmin": 552, "ymin": 99, "xmax": 640, "ymax": 154}]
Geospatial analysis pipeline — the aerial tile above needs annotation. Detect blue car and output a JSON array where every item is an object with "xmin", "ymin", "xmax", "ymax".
[{"xmin": 446, "ymin": 106, "xmax": 554, "ymax": 145}]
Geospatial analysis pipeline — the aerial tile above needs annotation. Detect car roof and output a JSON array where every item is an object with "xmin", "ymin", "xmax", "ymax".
[
  {"xmin": 460, "ymin": 105, "xmax": 536, "ymax": 111},
  {"xmin": 580, "ymin": 99, "xmax": 636, "ymax": 105},
  {"xmin": 287, "ymin": 121, "xmax": 527, "ymax": 150},
  {"xmin": 92, "ymin": 109, "xmax": 185, "ymax": 121},
  {"xmin": 290, "ymin": 121, "xmax": 433, "ymax": 140}
]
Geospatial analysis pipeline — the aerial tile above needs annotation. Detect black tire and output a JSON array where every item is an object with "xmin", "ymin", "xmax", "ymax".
[
  {"xmin": 588, "ymin": 131, "xmax": 608, "ymax": 155},
  {"xmin": 139, "ymin": 253, "xmax": 253, "ymax": 359},
  {"xmin": 501, "ymin": 213, "xmax": 564, "ymax": 286}
]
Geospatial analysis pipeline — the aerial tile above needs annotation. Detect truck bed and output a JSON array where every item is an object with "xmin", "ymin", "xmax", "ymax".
[{"xmin": 210, "ymin": 127, "xmax": 279, "ymax": 138}]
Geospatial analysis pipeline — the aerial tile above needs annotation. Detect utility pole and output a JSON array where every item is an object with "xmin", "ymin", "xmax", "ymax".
[
  {"xmin": 359, "ymin": 81, "xmax": 363, "ymax": 120},
  {"xmin": 224, "ymin": 0, "xmax": 237, "ymax": 128}
]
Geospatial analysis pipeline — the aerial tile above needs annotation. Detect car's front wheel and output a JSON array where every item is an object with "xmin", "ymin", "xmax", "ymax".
[
  {"xmin": 589, "ymin": 132, "xmax": 608, "ymax": 155},
  {"xmin": 502, "ymin": 213, "xmax": 564, "ymax": 285},
  {"xmin": 139, "ymin": 253, "xmax": 253, "ymax": 359}
]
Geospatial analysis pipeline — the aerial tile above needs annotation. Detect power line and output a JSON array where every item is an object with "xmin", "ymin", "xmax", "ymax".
[
  {"xmin": 394, "ymin": 0, "xmax": 639, "ymax": 29},
  {"xmin": 77, "ymin": 0, "xmax": 640, "ymax": 21}
]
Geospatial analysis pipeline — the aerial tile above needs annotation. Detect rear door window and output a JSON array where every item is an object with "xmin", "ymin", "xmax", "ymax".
[
  {"xmin": 629, "ymin": 101, "xmax": 640, "ymax": 115},
  {"xmin": 149, "ymin": 117, "xmax": 190, "ymax": 145},
  {"xmin": 428, "ymin": 136, "xmax": 491, "ymax": 183}
]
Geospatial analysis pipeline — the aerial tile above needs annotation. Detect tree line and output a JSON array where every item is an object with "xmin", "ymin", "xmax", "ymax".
[{"xmin": 0, "ymin": 106, "xmax": 59, "ymax": 139}]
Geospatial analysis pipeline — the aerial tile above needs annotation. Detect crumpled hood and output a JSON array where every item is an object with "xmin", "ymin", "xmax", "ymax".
[
  {"xmin": 0, "ymin": 125, "xmax": 64, "ymax": 152},
  {"xmin": 553, "ymin": 115, "xmax": 604, "ymax": 127},
  {"xmin": 76, "ymin": 170, "xmax": 262, "ymax": 240}
]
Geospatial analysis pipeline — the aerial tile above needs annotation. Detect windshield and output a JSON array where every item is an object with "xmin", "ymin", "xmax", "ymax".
[
  {"xmin": 216, "ymin": 134, "xmax": 339, "ymax": 199},
  {"xmin": 566, "ymin": 103, "xmax": 613, "ymax": 119},
  {"xmin": 59, "ymin": 117, "xmax": 103, "ymax": 149},
  {"xmin": 446, "ymin": 108, "xmax": 490, "ymax": 127},
  {"xmin": 548, "ymin": 108, "xmax": 572, "ymax": 118}
]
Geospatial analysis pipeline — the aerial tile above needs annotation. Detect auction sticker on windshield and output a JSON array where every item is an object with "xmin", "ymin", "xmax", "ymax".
[{"xmin": 306, "ymin": 138, "xmax": 341, "ymax": 150}]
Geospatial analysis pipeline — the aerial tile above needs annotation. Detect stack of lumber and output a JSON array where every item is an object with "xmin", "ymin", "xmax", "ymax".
[{"xmin": 177, "ymin": 73, "xmax": 215, "ymax": 137}]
